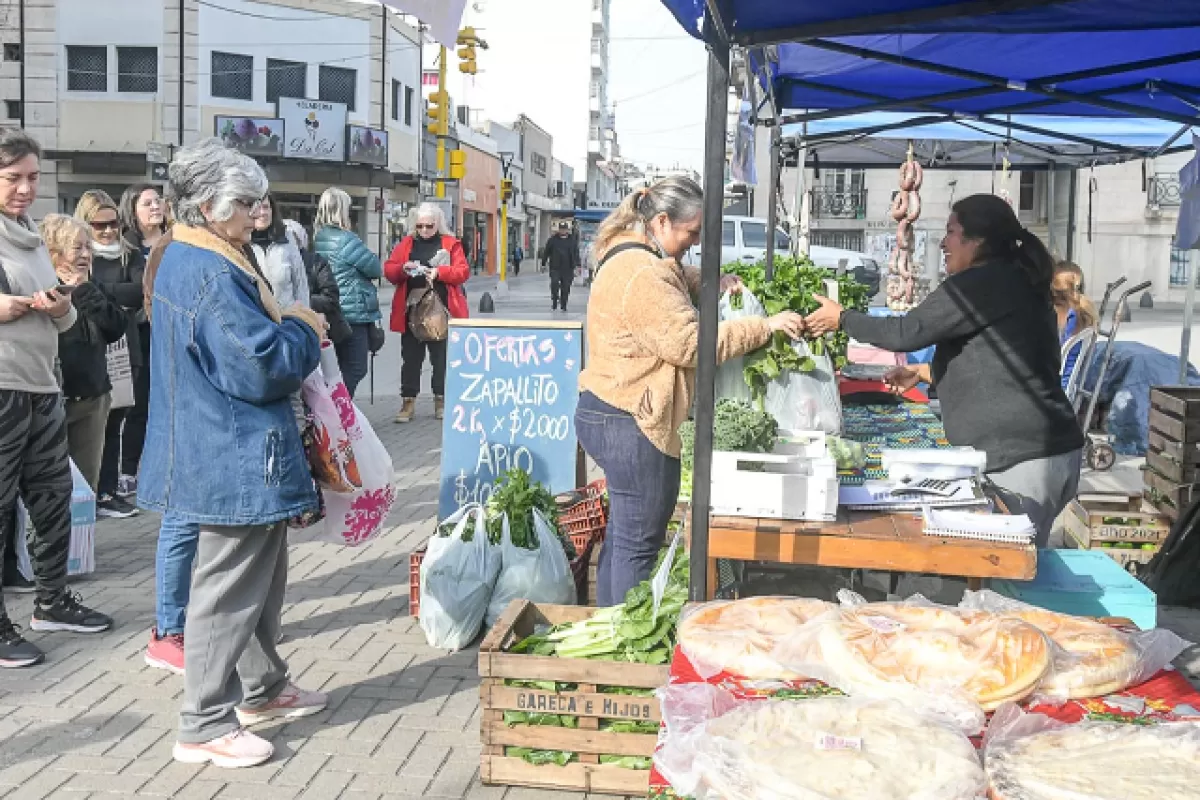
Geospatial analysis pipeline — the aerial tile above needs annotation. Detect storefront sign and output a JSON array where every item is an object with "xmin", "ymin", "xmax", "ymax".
[
  {"xmin": 463, "ymin": 188, "xmax": 478, "ymax": 203},
  {"xmin": 586, "ymin": 200, "xmax": 620, "ymax": 210},
  {"xmin": 278, "ymin": 98, "xmax": 348, "ymax": 162},
  {"xmin": 215, "ymin": 117, "xmax": 284, "ymax": 157},
  {"xmin": 348, "ymin": 125, "xmax": 389, "ymax": 167},
  {"xmin": 438, "ymin": 320, "xmax": 584, "ymax": 518}
]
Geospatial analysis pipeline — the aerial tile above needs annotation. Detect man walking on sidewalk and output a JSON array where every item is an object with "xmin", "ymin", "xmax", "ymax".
[{"xmin": 542, "ymin": 224, "xmax": 579, "ymax": 312}]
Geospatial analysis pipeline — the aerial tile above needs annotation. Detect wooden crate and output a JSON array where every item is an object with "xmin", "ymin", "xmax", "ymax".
[
  {"xmin": 1149, "ymin": 387, "xmax": 1200, "ymax": 444},
  {"xmin": 1148, "ymin": 429, "xmax": 1200, "ymax": 465},
  {"xmin": 478, "ymin": 600, "xmax": 670, "ymax": 797},
  {"xmin": 1063, "ymin": 499, "xmax": 1170, "ymax": 548},
  {"xmin": 1143, "ymin": 468, "xmax": 1197, "ymax": 522}
]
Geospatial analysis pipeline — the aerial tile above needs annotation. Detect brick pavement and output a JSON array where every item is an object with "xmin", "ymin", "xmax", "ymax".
[{"xmin": 0, "ymin": 274, "xmax": 612, "ymax": 799}]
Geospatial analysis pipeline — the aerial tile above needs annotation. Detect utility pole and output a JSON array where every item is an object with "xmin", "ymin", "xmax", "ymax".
[{"xmin": 433, "ymin": 46, "xmax": 449, "ymax": 198}]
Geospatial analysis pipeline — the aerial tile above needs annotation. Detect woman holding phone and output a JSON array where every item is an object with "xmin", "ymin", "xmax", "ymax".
[
  {"xmin": 383, "ymin": 203, "xmax": 470, "ymax": 424},
  {"xmin": 0, "ymin": 129, "xmax": 112, "ymax": 670}
]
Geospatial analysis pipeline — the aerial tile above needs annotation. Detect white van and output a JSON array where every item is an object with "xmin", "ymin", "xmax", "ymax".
[{"xmin": 686, "ymin": 215, "xmax": 881, "ymax": 296}]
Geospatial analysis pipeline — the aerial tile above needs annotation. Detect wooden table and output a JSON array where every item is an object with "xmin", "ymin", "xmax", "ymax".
[{"xmin": 703, "ymin": 508, "xmax": 1037, "ymax": 600}]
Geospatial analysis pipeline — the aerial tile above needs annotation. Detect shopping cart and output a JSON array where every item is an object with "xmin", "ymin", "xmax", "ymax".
[{"xmin": 1074, "ymin": 277, "xmax": 1152, "ymax": 471}]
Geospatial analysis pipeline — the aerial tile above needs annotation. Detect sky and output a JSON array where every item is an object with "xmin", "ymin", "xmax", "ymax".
[{"xmin": 430, "ymin": 0, "xmax": 709, "ymax": 176}]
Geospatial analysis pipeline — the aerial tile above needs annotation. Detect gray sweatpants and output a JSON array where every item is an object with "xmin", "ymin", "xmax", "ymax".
[
  {"xmin": 179, "ymin": 521, "xmax": 290, "ymax": 744},
  {"xmin": 987, "ymin": 449, "xmax": 1083, "ymax": 548}
]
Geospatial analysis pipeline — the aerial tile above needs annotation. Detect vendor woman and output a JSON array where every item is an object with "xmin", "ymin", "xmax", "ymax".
[
  {"xmin": 577, "ymin": 177, "xmax": 806, "ymax": 606},
  {"xmin": 805, "ymin": 193, "xmax": 1084, "ymax": 545}
]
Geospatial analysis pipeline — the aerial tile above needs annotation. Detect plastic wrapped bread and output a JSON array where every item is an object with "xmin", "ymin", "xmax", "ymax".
[
  {"xmin": 960, "ymin": 589, "xmax": 1188, "ymax": 701},
  {"xmin": 655, "ymin": 685, "xmax": 986, "ymax": 800},
  {"xmin": 771, "ymin": 597, "xmax": 1051, "ymax": 733},
  {"xmin": 984, "ymin": 704, "xmax": 1200, "ymax": 800},
  {"xmin": 677, "ymin": 596, "xmax": 835, "ymax": 679}
]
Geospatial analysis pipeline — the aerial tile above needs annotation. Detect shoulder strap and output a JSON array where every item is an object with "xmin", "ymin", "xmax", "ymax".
[
  {"xmin": 598, "ymin": 242, "xmax": 657, "ymax": 269},
  {"xmin": 0, "ymin": 262, "xmax": 11, "ymax": 295}
]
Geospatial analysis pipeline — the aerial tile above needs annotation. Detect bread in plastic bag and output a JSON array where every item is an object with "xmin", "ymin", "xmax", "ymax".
[
  {"xmin": 485, "ymin": 508, "xmax": 576, "ymax": 627},
  {"xmin": 771, "ymin": 593, "xmax": 1051, "ymax": 733},
  {"xmin": 419, "ymin": 504, "xmax": 500, "ymax": 651},
  {"xmin": 983, "ymin": 702, "xmax": 1200, "ymax": 800},
  {"xmin": 677, "ymin": 596, "xmax": 834, "ymax": 679},
  {"xmin": 655, "ymin": 683, "xmax": 987, "ymax": 800},
  {"xmin": 960, "ymin": 589, "xmax": 1189, "ymax": 702}
]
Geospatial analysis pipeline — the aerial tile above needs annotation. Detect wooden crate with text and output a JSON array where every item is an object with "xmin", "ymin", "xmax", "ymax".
[
  {"xmin": 478, "ymin": 600, "xmax": 669, "ymax": 797},
  {"xmin": 1146, "ymin": 387, "xmax": 1200, "ymax": 520}
]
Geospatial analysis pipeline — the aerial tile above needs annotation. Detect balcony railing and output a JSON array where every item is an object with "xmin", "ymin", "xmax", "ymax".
[
  {"xmin": 1149, "ymin": 173, "xmax": 1182, "ymax": 207},
  {"xmin": 810, "ymin": 187, "xmax": 868, "ymax": 219}
]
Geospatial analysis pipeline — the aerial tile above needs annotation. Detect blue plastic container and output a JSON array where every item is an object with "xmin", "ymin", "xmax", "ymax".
[{"xmin": 992, "ymin": 549, "xmax": 1157, "ymax": 630}]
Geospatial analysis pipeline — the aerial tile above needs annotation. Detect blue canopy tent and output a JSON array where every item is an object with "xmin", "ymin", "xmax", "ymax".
[{"xmin": 660, "ymin": 0, "xmax": 1200, "ymax": 600}]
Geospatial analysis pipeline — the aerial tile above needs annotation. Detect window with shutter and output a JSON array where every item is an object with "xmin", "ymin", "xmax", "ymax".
[
  {"xmin": 117, "ymin": 47, "xmax": 157, "ymax": 93},
  {"xmin": 212, "ymin": 52, "xmax": 253, "ymax": 101},
  {"xmin": 67, "ymin": 46, "xmax": 108, "ymax": 92},
  {"xmin": 319, "ymin": 65, "xmax": 356, "ymax": 111}
]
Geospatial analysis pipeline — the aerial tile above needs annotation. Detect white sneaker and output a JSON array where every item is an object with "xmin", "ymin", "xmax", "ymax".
[
  {"xmin": 173, "ymin": 728, "xmax": 273, "ymax": 769},
  {"xmin": 236, "ymin": 682, "xmax": 327, "ymax": 726}
]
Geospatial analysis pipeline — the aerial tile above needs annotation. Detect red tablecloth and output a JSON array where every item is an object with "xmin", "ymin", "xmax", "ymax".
[{"xmin": 648, "ymin": 646, "xmax": 1200, "ymax": 799}]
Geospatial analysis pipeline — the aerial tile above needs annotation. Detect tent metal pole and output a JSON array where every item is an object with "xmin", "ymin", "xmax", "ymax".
[
  {"xmin": 1153, "ymin": 125, "xmax": 1193, "ymax": 158},
  {"xmin": 1183, "ymin": 249, "xmax": 1197, "ymax": 385},
  {"xmin": 766, "ymin": 125, "xmax": 781, "ymax": 279},
  {"xmin": 793, "ymin": 121, "xmax": 807, "ymax": 257},
  {"xmin": 1047, "ymin": 162, "xmax": 1056, "ymax": 255},
  {"xmin": 690, "ymin": 41, "xmax": 731, "ymax": 603},
  {"xmin": 1066, "ymin": 168, "xmax": 1077, "ymax": 262}
]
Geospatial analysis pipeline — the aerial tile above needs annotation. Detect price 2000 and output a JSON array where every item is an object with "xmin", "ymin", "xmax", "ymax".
[{"xmin": 509, "ymin": 408, "xmax": 571, "ymax": 443}]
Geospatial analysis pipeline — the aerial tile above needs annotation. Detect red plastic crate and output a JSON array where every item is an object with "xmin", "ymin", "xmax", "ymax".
[
  {"xmin": 409, "ymin": 542, "xmax": 428, "ymax": 618},
  {"xmin": 560, "ymin": 479, "xmax": 608, "ymax": 552}
]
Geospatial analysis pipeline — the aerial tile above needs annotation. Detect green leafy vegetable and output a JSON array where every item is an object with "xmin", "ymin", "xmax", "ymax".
[
  {"xmin": 506, "ymin": 747, "xmax": 577, "ymax": 766},
  {"xmin": 600, "ymin": 719, "xmax": 659, "ymax": 734},
  {"xmin": 504, "ymin": 710, "xmax": 579, "ymax": 728},
  {"xmin": 599, "ymin": 755, "xmax": 654, "ymax": 769},
  {"xmin": 827, "ymin": 436, "xmax": 867, "ymax": 470},
  {"xmin": 743, "ymin": 332, "xmax": 816, "ymax": 405},
  {"xmin": 679, "ymin": 399, "xmax": 779, "ymax": 472},
  {"xmin": 480, "ymin": 468, "xmax": 575, "ymax": 557}
]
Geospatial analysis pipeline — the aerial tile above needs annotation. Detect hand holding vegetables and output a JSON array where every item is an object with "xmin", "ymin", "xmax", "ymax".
[
  {"xmin": 803, "ymin": 294, "xmax": 845, "ymax": 336},
  {"xmin": 767, "ymin": 311, "xmax": 806, "ymax": 339}
]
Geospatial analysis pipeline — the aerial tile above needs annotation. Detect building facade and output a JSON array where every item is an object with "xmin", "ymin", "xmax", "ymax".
[
  {"xmin": 455, "ymin": 123, "xmax": 499, "ymax": 276},
  {"xmin": 2, "ymin": 0, "xmax": 422, "ymax": 255}
]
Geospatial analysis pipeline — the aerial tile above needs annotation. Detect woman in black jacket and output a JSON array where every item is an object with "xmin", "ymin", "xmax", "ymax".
[
  {"xmin": 285, "ymin": 220, "xmax": 351, "ymax": 345},
  {"xmin": 76, "ymin": 190, "xmax": 144, "ymax": 518},
  {"xmin": 805, "ymin": 194, "xmax": 1084, "ymax": 545},
  {"xmin": 39, "ymin": 214, "xmax": 127, "ymax": 492}
]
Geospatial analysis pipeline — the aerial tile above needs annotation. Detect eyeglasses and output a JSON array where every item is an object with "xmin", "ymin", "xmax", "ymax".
[
  {"xmin": 236, "ymin": 198, "xmax": 267, "ymax": 216},
  {"xmin": 89, "ymin": 220, "xmax": 120, "ymax": 232}
]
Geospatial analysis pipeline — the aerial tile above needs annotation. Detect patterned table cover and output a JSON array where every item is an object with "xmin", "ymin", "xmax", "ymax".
[{"xmin": 839, "ymin": 403, "xmax": 951, "ymax": 485}]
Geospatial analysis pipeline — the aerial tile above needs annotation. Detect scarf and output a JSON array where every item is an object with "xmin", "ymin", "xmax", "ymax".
[{"xmin": 92, "ymin": 240, "xmax": 123, "ymax": 260}]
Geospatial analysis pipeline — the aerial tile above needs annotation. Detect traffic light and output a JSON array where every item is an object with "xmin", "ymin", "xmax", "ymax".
[
  {"xmin": 500, "ymin": 178, "xmax": 514, "ymax": 202},
  {"xmin": 427, "ymin": 90, "xmax": 448, "ymax": 135},
  {"xmin": 457, "ymin": 27, "xmax": 479, "ymax": 75},
  {"xmin": 449, "ymin": 149, "xmax": 466, "ymax": 180}
]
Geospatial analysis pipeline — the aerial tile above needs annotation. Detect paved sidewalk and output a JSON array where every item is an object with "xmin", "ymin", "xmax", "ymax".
[{"xmin": 0, "ymin": 274, "xmax": 608, "ymax": 799}]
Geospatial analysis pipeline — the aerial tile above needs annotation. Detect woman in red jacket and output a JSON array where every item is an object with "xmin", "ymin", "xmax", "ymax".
[{"xmin": 383, "ymin": 203, "xmax": 469, "ymax": 423}]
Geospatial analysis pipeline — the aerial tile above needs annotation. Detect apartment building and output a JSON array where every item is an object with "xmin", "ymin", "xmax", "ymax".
[{"xmin": 1, "ymin": 0, "xmax": 423, "ymax": 255}]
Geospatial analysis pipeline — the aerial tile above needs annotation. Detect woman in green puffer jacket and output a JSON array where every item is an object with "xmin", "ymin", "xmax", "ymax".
[{"xmin": 312, "ymin": 188, "xmax": 381, "ymax": 398}]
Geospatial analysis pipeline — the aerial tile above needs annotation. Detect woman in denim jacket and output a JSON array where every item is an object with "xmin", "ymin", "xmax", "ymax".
[{"xmin": 137, "ymin": 139, "xmax": 328, "ymax": 769}]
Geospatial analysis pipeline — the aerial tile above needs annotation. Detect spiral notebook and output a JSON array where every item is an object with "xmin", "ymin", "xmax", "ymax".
[
  {"xmin": 922, "ymin": 507, "xmax": 1035, "ymax": 544},
  {"xmin": 838, "ymin": 480, "xmax": 988, "ymax": 511}
]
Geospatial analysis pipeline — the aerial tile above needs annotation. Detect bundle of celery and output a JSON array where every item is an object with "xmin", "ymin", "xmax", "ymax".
[
  {"xmin": 509, "ymin": 544, "xmax": 688, "ymax": 665},
  {"xmin": 436, "ymin": 468, "xmax": 576, "ymax": 558}
]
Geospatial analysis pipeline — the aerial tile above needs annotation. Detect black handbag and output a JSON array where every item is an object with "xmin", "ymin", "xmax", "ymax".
[{"xmin": 367, "ymin": 322, "xmax": 387, "ymax": 353}]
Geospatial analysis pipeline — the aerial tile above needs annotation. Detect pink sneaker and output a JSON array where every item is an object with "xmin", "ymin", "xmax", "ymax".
[
  {"xmin": 145, "ymin": 629, "xmax": 185, "ymax": 675},
  {"xmin": 236, "ymin": 682, "xmax": 327, "ymax": 726},
  {"xmin": 173, "ymin": 728, "xmax": 273, "ymax": 768}
]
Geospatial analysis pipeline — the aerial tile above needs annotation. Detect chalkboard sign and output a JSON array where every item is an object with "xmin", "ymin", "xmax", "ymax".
[{"xmin": 438, "ymin": 320, "xmax": 584, "ymax": 519}]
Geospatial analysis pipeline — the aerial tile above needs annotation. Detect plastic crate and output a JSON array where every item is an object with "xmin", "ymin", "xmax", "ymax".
[{"xmin": 560, "ymin": 479, "xmax": 608, "ymax": 552}]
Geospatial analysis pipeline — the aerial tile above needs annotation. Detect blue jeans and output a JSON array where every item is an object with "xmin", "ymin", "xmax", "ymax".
[
  {"xmin": 157, "ymin": 512, "xmax": 200, "ymax": 636},
  {"xmin": 575, "ymin": 392, "xmax": 680, "ymax": 607},
  {"xmin": 335, "ymin": 323, "xmax": 371, "ymax": 399}
]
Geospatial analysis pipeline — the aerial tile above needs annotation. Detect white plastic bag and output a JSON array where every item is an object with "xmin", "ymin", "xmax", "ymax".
[
  {"xmin": 486, "ymin": 508, "xmax": 576, "ymax": 627},
  {"xmin": 420, "ymin": 504, "xmax": 500, "ymax": 651},
  {"xmin": 106, "ymin": 337, "xmax": 134, "ymax": 409},
  {"xmin": 714, "ymin": 289, "xmax": 763, "ymax": 404},
  {"xmin": 15, "ymin": 459, "xmax": 95, "ymax": 578},
  {"xmin": 655, "ymin": 685, "xmax": 987, "ymax": 800},
  {"xmin": 306, "ymin": 344, "xmax": 397, "ymax": 546},
  {"xmin": 960, "ymin": 589, "xmax": 1189, "ymax": 702}
]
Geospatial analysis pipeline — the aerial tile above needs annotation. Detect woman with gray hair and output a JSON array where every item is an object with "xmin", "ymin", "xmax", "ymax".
[
  {"xmin": 137, "ymin": 138, "xmax": 328, "ymax": 768},
  {"xmin": 577, "ymin": 176, "xmax": 805, "ymax": 606},
  {"xmin": 312, "ymin": 187, "xmax": 380, "ymax": 398},
  {"xmin": 383, "ymin": 202, "xmax": 470, "ymax": 423}
]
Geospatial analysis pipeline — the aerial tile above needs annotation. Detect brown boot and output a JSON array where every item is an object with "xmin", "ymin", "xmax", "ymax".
[
  {"xmin": 434, "ymin": 396, "xmax": 445, "ymax": 420},
  {"xmin": 394, "ymin": 398, "xmax": 416, "ymax": 424}
]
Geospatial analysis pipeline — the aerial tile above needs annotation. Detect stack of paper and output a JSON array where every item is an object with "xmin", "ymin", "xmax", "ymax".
[
  {"xmin": 838, "ymin": 480, "xmax": 988, "ymax": 511},
  {"xmin": 922, "ymin": 507, "xmax": 1035, "ymax": 544}
]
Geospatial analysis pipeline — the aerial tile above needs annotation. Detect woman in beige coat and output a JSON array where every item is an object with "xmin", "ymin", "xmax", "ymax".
[{"xmin": 577, "ymin": 176, "xmax": 805, "ymax": 605}]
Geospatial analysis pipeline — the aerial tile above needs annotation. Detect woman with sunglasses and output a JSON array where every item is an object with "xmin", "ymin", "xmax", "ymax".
[
  {"xmin": 74, "ymin": 190, "xmax": 144, "ymax": 519},
  {"xmin": 383, "ymin": 203, "xmax": 470, "ymax": 423}
]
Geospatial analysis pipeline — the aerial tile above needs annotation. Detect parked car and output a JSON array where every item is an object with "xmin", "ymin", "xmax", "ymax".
[{"xmin": 686, "ymin": 215, "xmax": 881, "ymax": 297}]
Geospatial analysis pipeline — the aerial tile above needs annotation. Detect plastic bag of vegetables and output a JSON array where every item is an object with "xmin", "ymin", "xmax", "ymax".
[
  {"xmin": 486, "ymin": 507, "xmax": 577, "ymax": 626},
  {"xmin": 714, "ymin": 288, "xmax": 764, "ymax": 405},
  {"xmin": 420, "ymin": 503, "xmax": 500, "ymax": 651}
]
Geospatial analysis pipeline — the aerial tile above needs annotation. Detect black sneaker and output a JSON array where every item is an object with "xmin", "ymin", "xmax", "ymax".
[
  {"xmin": 97, "ymin": 494, "xmax": 139, "ymax": 519},
  {"xmin": 30, "ymin": 591, "xmax": 113, "ymax": 634},
  {"xmin": 2, "ymin": 567, "xmax": 36, "ymax": 594},
  {"xmin": 0, "ymin": 618, "xmax": 45, "ymax": 668}
]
